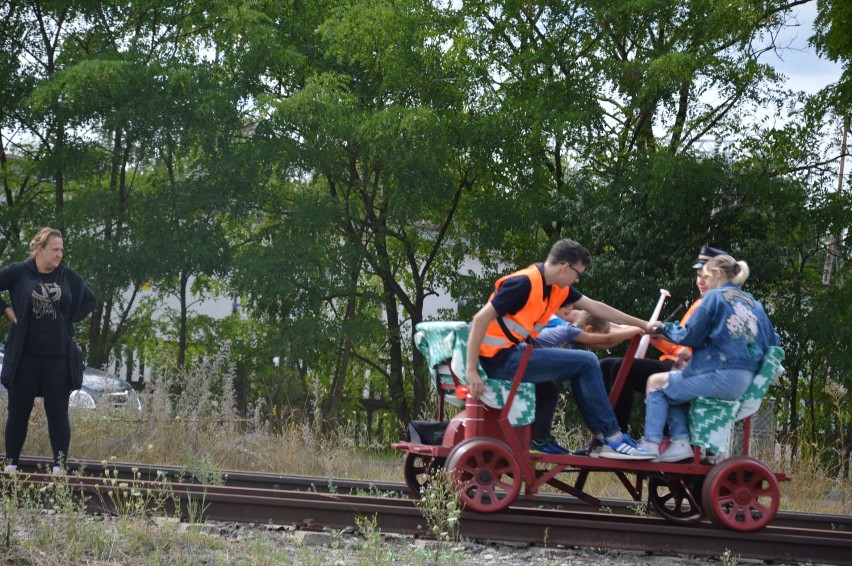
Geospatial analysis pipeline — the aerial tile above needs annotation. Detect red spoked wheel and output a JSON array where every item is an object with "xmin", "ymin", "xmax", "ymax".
[
  {"xmin": 402, "ymin": 453, "xmax": 445, "ymax": 499},
  {"xmin": 445, "ymin": 438, "xmax": 521, "ymax": 513},
  {"xmin": 648, "ymin": 475, "xmax": 704, "ymax": 525},
  {"xmin": 701, "ymin": 456, "xmax": 780, "ymax": 531}
]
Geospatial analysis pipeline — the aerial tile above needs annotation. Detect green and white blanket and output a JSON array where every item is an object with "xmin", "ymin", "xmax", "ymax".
[
  {"xmin": 414, "ymin": 321, "xmax": 536, "ymax": 426},
  {"xmin": 688, "ymin": 346, "xmax": 785, "ymax": 453}
]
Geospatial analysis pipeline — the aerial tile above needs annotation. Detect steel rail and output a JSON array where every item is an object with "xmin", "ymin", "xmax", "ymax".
[
  {"xmin": 16, "ymin": 456, "xmax": 851, "ymax": 532},
  {"xmin": 10, "ymin": 458, "xmax": 852, "ymax": 563}
]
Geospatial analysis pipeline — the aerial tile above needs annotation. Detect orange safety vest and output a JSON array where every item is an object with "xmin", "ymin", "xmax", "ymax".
[
  {"xmin": 480, "ymin": 265, "xmax": 570, "ymax": 358},
  {"xmin": 651, "ymin": 298, "xmax": 702, "ymax": 361}
]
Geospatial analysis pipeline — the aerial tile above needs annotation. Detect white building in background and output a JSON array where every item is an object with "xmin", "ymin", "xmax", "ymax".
[
  {"xmin": 423, "ymin": 254, "xmax": 489, "ymax": 318},
  {"xmin": 111, "ymin": 284, "xmax": 238, "ymax": 382},
  {"xmin": 112, "ymin": 253, "xmax": 486, "ymax": 382}
]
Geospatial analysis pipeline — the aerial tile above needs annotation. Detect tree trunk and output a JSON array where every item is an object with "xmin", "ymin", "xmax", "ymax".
[
  {"xmin": 823, "ymin": 118, "xmax": 848, "ymax": 285},
  {"xmin": 322, "ymin": 262, "xmax": 361, "ymax": 431},
  {"xmin": 178, "ymin": 271, "xmax": 189, "ymax": 368},
  {"xmin": 383, "ymin": 280, "xmax": 409, "ymax": 431}
]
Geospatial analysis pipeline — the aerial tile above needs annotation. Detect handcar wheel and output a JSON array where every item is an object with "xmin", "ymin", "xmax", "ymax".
[
  {"xmin": 701, "ymin": 456, "xmax": 780, "ymax": 532},
  {"xmin": 402, "ymin": 453, "xmax": 445, "ymax": 499},
  {"xmin": 445, "ymin": 437, "xmax": 521, "ymax": 513},
  {"xmin": 648, "ymin": 475, "xmax": 704, "ymax": 525}
]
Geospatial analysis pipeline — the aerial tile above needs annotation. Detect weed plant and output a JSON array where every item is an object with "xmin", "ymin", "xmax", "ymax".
[
  {"xmin": 354, "ymin": 515, "xmax": 396, "ymax": 565},
  {"xmin": 5, "ymin": 345, "xmax": 841, "ymax": 565},
  {"xmin": 99, "ymin": 464, "xmax": 177, "ymax": 519},
  {"xmin": 0, "ymin": 344, "xmax": 847, "ymax": 542},
  {"xmin": 415, "ymin": 470, "xmax": 464, "ymax": 564}
]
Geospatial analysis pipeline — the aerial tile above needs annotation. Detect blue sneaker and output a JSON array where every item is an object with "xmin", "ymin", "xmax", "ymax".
[
  {"xmin": 597, "ymin": 433, "xmax": 655, "ymax": 460},
  {"xmin": 530, "ymin": 438, "xmax": 570, "ymax": 455}
]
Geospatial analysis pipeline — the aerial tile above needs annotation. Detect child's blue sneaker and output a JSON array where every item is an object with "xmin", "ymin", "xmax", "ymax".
[{"xmin": 530, "ymin": 438, "xmax": 570, "ymax": 455}]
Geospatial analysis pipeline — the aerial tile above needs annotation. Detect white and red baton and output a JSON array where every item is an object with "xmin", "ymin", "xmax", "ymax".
[{"xmin": 634, "ymin": 288, "xmax": 670, "ymax": 359}]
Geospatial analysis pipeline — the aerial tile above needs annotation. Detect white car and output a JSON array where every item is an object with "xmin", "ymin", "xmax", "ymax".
[
  {"xmin": 68, "ymin": 366, "xmax": 143, "ymax": 412},
  {"xmin": 0, "ymin": 346, "xmax": 141, "ymax": 411}
]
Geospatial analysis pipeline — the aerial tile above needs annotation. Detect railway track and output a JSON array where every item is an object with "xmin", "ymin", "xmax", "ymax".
[{"xmin": 8, "ymin": 457, "xmax": 851, "ymax": 564}]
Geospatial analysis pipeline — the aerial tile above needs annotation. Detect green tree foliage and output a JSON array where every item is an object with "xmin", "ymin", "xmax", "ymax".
[
  {"xmin": 0, "ymin": 0, "xmax": 848, "ymax": 471},
  {"xmin": 217, "ymin": 0, "xmax": 490, "ymax": 432},
  {"xmin": 813, "ymin": 0, "xmax": 852, "ymax": 111}
]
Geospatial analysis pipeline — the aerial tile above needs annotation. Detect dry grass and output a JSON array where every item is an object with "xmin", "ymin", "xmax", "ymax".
[
  {"xmin": 0, "ymin": 350, "xmax": 848, "ymax": 516},
  {"xmin": 9, "ymin": 408, "xmax": 852, "ymax": 517},
  {"xmin": 773, "ymin": 447, "xmax": 852, "ymax": 515},
  {"xmin": 0, "ymin": 346, "xmax": 401, "ymax": 484},
  {"xmin": 0, "ymin": 359, "xmax": 849, "ymax": 566},
  {"xmin": 9, "ymin": 408, "xmax": 852, "ymax": 518}
]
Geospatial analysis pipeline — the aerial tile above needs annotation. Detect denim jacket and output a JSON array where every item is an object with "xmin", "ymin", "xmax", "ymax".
[{"xmin": 660, "ymin": 282, "xmax": 779, "ymax": 378}]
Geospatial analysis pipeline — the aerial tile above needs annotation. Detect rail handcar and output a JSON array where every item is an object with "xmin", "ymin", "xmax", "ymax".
[{"xmin": 392, "ymin": 321, "xmax": 788, "ymax": 532}]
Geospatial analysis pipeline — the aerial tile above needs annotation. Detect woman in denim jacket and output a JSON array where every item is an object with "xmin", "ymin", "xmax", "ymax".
[{"xmin": 637, "ymin": 254, "xmax": 780, "ymax": 462}]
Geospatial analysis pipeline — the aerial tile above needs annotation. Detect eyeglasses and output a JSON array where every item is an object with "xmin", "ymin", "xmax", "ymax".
[{"xmin": 564, "ymin": 263, "xmax": 583, "ymax": 280}]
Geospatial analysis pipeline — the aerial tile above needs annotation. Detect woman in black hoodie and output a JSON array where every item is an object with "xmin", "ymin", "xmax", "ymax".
[{"xmin": 0, "ymin": 227, "xmax": 96, "ymax": 474}]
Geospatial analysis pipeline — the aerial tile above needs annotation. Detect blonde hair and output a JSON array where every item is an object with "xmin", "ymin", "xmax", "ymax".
[
  {"xmin": 28, "ymin": 227, "xmax": 63, "ymax": 259},
  {"xmin": 703, "ymin": 254, "xmax": 749, "ymax": 285}
]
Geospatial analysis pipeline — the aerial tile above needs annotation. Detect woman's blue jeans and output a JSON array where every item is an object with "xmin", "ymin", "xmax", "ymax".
[
  {"xmin": 644, "ymin": 368, "xmax": 753, "ymax": 444},
  {"xmin": 480, "ymin": 345, "xmax": 621, "ymax": 440}
]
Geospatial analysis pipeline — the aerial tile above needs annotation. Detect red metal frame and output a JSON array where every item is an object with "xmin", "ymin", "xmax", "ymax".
[{"xmin": 393, "ymin": 334, "xmax": 789, "ymax": 528}]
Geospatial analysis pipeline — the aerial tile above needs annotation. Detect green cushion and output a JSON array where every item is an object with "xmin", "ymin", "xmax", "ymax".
[
  {"xmin": 736, "ymin": 346, "xmax": 785, "ymax": 420},
  {"xmin": 688, "ymin": 397, "xmax": 741, "ymax": 453},
  {"xmin": 688, "ymin": 346, "xmax": 785, "ymax": 453},
  {"xmin": 414, "ymin": 321, "xmax": 536, "ymax": 426}
]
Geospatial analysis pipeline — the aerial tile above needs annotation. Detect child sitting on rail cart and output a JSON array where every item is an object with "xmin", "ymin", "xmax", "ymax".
[
  {"xmin": 533, "ymin": 310, "xmax": 643, "ymax": 455},
  {"xmin": 536, "ymin": 310, "xmax": 644, "ymax": 351}
]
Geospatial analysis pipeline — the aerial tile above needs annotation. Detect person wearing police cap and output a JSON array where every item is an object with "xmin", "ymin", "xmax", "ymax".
[
  {"xmin": 692, "ymin": 245, "xmax": 727, "ymax": 269},
  {"xmin": 596, "ymin": 245, "xmax": 728, "ymax": 442}
]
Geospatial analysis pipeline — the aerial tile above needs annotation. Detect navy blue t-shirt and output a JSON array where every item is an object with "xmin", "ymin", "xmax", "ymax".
[{"xmin": 486, "ymin": 264, "xmax": 584, "ymax": 363}]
